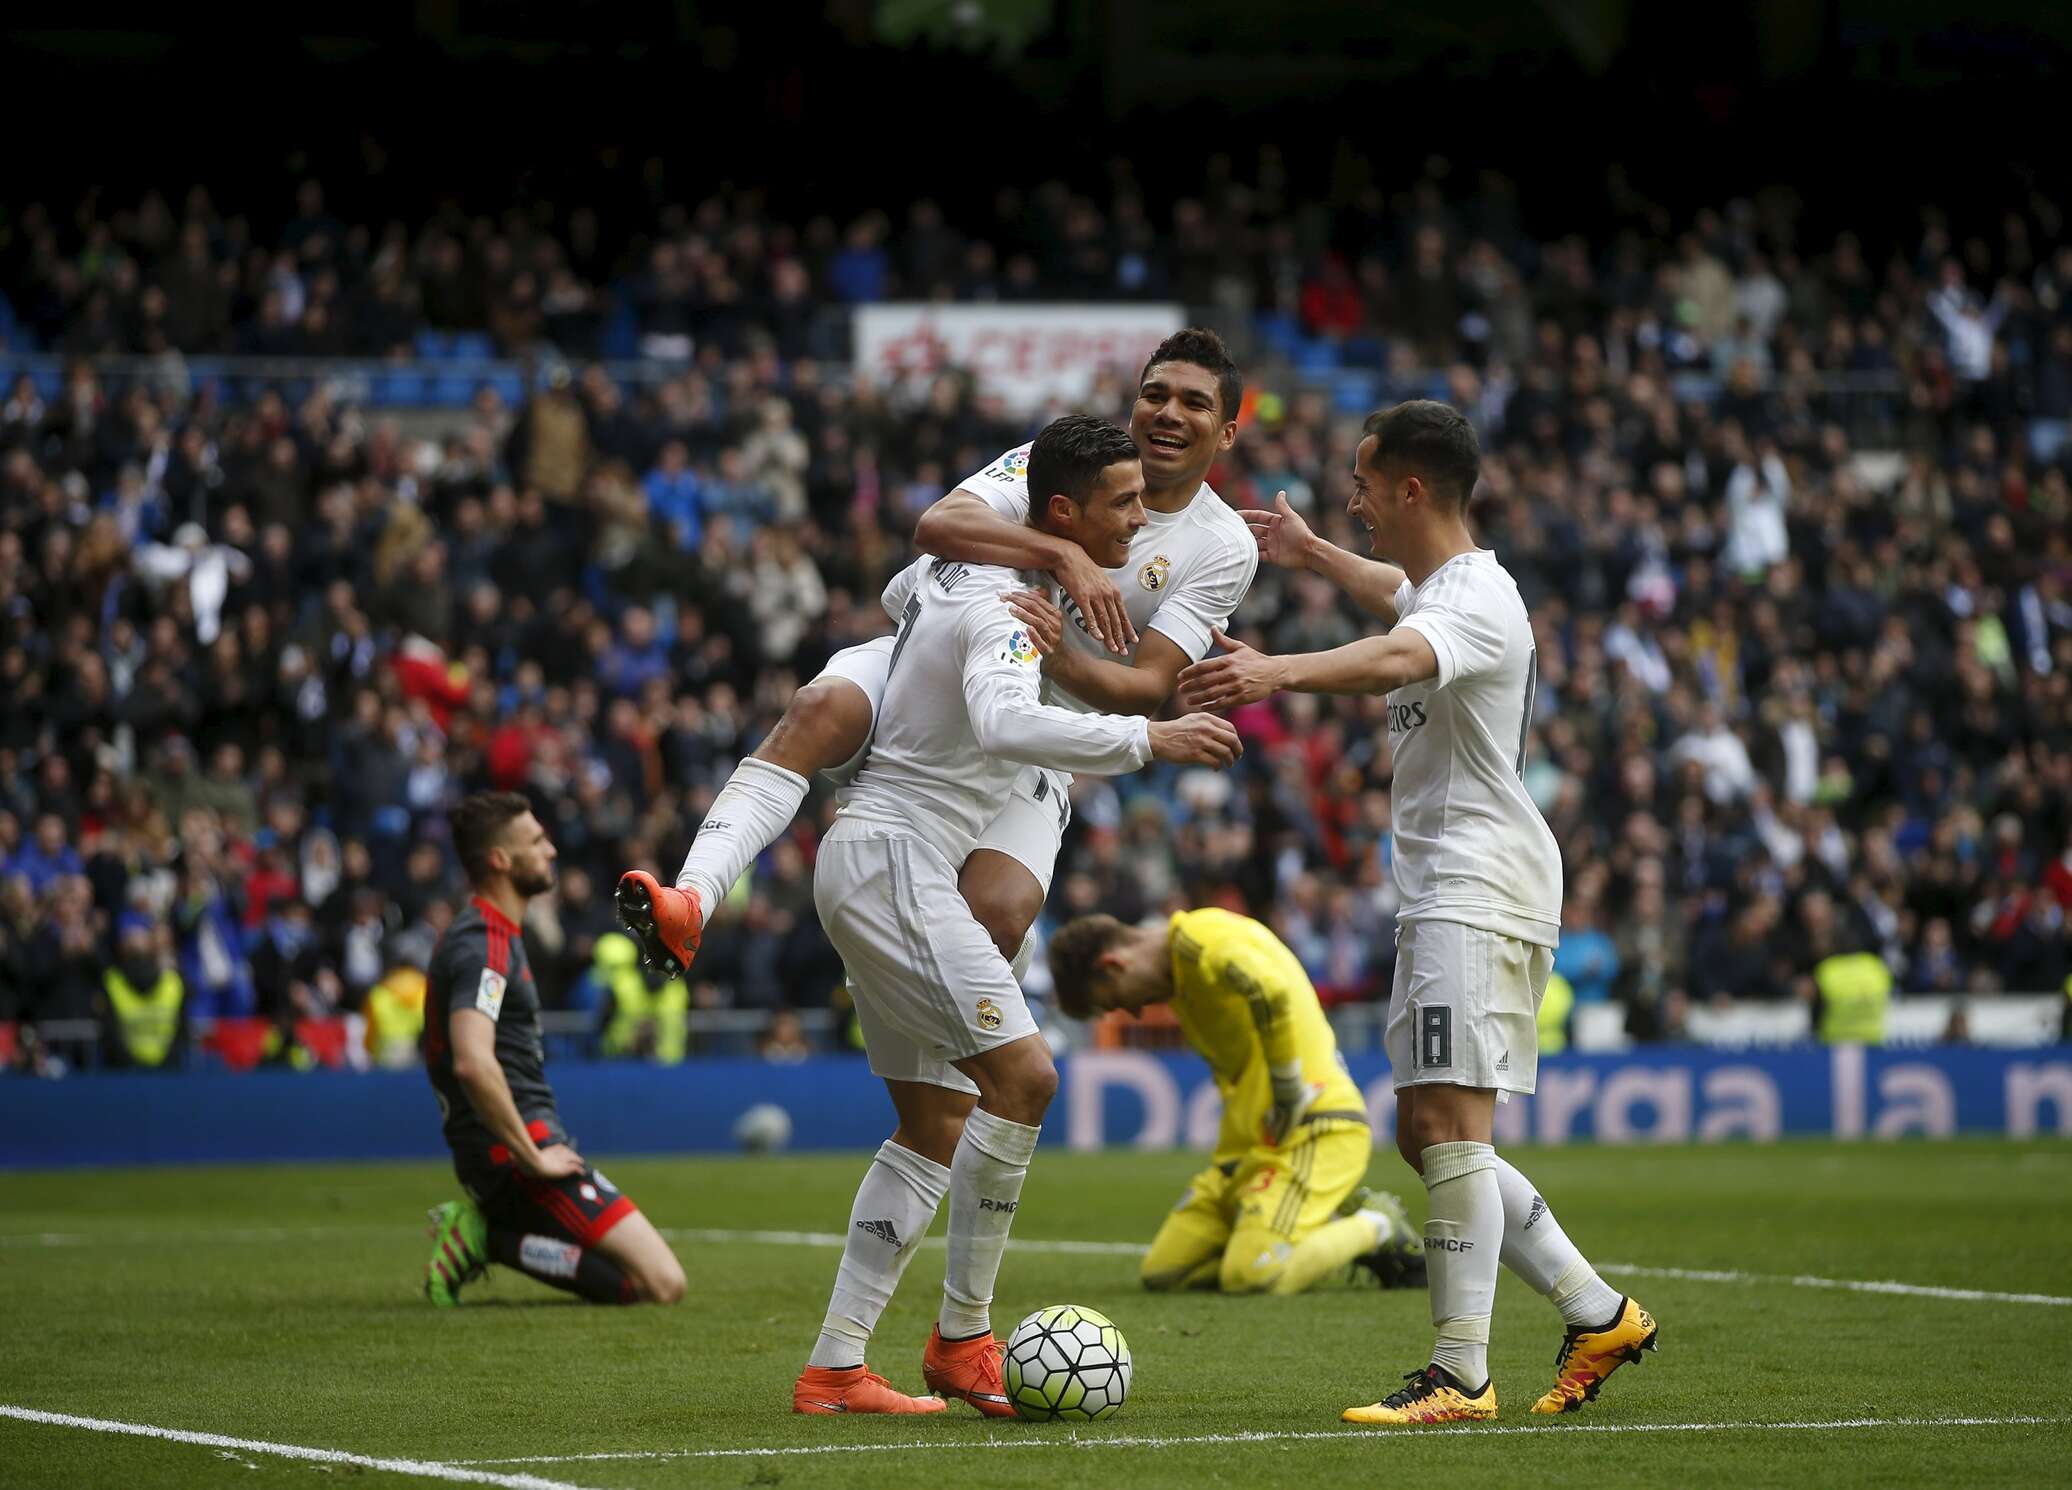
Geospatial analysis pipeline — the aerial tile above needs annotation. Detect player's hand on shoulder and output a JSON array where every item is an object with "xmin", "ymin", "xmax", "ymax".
[
  {"xmin": 1243, "ymin": 492, "xmax": 1315, "ymax": 571},
  {"xmin": 1175, "ymin": 629, "xmax": 1284, "ymax": 713},
  {"xmin": 1147, "ymin": 711, "xmax": 1242, "ymax": 767},
  {"xmin": 1001, "ymin": 588, "xmax": 1064, "ymax": 657},
  {"xmin": 1052, "ymin": 544, "xmax": 1135, "ymax": 655}
]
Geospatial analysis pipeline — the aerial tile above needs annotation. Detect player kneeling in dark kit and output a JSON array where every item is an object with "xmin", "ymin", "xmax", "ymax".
[{"xmin": 421, "ymin": 791, "xmax": 685, "ymax": 1307}]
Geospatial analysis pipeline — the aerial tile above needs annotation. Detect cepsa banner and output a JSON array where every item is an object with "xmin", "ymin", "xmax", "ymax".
[{"xmin": 854, "ymin": 304, "xmax": 1185, "ymax": 413}]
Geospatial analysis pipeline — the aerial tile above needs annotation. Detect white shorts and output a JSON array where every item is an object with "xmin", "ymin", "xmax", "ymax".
[
  {"xmin": 1385, "ymin": 920, "xmax": 1552, "ymax": 1097},
  {"xmin": 810, "ymin": 637, "xmax": 896, "ymax": 785},
  {"xmin": 814, "ymin": 816, "xmax": 1040, "ymax": 1094},
  {"xmin": 971, "ymin": 765, "xmax": 1072, "ymax": 896}
]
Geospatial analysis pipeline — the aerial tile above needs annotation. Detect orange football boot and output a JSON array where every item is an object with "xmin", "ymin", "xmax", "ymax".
[
  {"xmin": 792, "ymin": 1363, "xmax": 948, "ymax": 1415},
  {"xmin": 615, "ymin": 870, "xmax": 702, "ymax": 978},
  {"xmin": 922, "ymin": 1326, "xmax": 1016, "ymax": 1417}
]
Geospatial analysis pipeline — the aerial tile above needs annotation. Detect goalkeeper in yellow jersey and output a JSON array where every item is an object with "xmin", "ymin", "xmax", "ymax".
[{"xmin": 1048, "ymin": 907, "xmax": 1424, "ymax": 1295}]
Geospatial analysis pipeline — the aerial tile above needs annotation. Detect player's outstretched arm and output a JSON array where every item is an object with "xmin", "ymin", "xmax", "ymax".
[
  {"xmin": 916, "ymin": 490, "xmax": 1134, "ymax": 653},
  {"xmin": 450, "ymin": 1010, "xmax": 581, "ymax": 1179},
  {"xmin": 1245, "ymin": 492, "xmax": 1407, "ymax": 624},
  {"xmin": 1175, "ymin": 627, "xmax": 1439, "ymax": 711}
]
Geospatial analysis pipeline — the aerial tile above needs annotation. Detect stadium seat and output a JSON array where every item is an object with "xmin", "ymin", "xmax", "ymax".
[
  {"xmin": 414, "ymin": 330, "xmax": 453, "ymax": 362},
  {"xmin": 376, "ymin": 370, "xmax": 427, "ymax": 407},
  {"xmin": 1254, "ymin": 311, "xmax": 1304, "ymax": 358},
  {"xmin": 1330, "ymin": 370, "xmax": 1379, "ymax": 413},
  {"xmin": 1293, "ymin": 339, "xmax": 1340, "ymax": 375}
]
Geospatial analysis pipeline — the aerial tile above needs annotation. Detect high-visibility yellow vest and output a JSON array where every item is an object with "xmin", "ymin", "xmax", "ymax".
[
  {"xmin": 596, "ymin": 934, "xmax": 688, "ymax": 1064},
  {"xmin": 365, "ymin": 967, "xmax": 428, "ymax": 1069},
  {"xmin": 104, "ymin": 968, "xmax": 184, "ymax": 1067},
  {"xmin": 1538, "ymin": 971, "xmax": 1575, "ymax": 1054},
  {"xmin": 1815, "ymin": 952, "xmax": 1891, "ymax": 1045}
]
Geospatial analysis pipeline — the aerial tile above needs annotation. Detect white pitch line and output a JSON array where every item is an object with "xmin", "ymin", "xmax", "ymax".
[
  {"xmin": 0, "ymin": 1404, "xmax": 607, "ymax": 1490},
  {"xmin": 1596, "ymin": 1261, "xmax": 2072, "ymax": 1309},
  {"xmin": 7, "ymin": 1223, "xmax": 2066, "ymax": 1308},
  {"xmin": 0, "ymin": 1224, "xmax": 387, "ymax": 1249},
  {"xmin": 450, "ymin": 1414, "xmax": 2071, "ymax": 1466}
]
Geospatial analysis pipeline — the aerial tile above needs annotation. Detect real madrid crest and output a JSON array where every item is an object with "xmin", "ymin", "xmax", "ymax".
[
  {"xmin": 975, "ymin": 997, "xmax": 1003, "ymax": 1031},
  {"xmin": 1138, "ymin": 553, "xmax": 1172, "ymax": 592}
]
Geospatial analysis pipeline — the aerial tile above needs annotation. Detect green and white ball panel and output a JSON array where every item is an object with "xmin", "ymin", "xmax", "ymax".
[{"xmin": 1004, "ymin": 1303, "xmax": 1133, "ymax": 1422}]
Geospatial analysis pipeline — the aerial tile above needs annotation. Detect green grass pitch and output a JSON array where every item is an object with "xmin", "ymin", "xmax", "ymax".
[{"xmin": 4, "ymin": 1140, "xmax": 2069, "ymax": 1488}]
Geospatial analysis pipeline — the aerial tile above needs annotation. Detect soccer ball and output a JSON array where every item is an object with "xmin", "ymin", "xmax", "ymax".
[{"xmin": 1003, "ymin": 1304, "xmax": 1132, "ymax": 1421}]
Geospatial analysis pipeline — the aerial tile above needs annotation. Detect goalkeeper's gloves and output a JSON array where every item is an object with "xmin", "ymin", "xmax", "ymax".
[{"xmin": 1264, "ymin": 1060, "xmax": 1324, "ymax": 1147}]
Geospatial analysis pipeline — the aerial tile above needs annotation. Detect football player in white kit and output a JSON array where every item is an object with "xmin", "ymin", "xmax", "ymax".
[
  {"xmin": 789, "ymin": 415, "xmax": 1242, "ymax": 1415},
  {"xmin": 1177, "ymin": 400, "xmax": 1659, "ymax": 1425},
  {"xmin": 617, "ymin": 327, "xmax": 1255, "ymax": 981}
]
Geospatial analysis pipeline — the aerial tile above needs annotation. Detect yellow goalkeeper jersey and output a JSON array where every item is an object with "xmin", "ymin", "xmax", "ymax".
[{"xmin": 1167, "ymin": 908, "xmax": 1368, "ymax": 1163}]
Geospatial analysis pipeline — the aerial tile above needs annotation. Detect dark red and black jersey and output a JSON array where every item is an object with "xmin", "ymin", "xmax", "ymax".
[{"xmin": 422, "ymin": 896, "xmax": 562, "ymax": 1159}]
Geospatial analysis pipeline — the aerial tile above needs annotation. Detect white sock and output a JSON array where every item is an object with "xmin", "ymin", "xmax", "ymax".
[
  {"xmin": 939, "ymin": 1107, "xmax": 1040, "ymax": 1340},
  {"xmin": 809, "ymin": 1140, "xmax": 950, "ymax": 1368},
  {"xmin": 676, "ymin": 757, "xmax": 808, "ymax": 921},
  {"xmin": 1421, "ymin": 1141, "xmax": 1502, "ymax": 1389},
  {"xmin": 1009, "ymin": 928, "xmax": 1037, "ymax": 983},
  {"xmin": 1491, "ymin": 1155, "xmax": 1624, "ymax": 1328}
]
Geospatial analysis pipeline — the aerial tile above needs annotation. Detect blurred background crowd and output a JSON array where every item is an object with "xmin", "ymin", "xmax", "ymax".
[{"xmin": 3, "ymin": 144, "xmax": 2069, "ymax": 1074}]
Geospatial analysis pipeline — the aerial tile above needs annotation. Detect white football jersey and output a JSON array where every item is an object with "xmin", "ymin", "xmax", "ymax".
[
  {"xmin": 1386, "ymin": 551, "xmax": 1563, "ymax": 947},
  {"xmin": 882, "ymin": 442, "xmax": 1258, "ymax": 712},
  {"xmin": 839, "ymin": 557, "xmax": 1152, "ymax": 870}
]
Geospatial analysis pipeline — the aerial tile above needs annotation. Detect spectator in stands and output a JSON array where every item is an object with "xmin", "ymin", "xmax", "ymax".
[
  {"xmin": 100, "ymin": 911, "xmax": 186, "ymax": 1069},
  {"xmin": 759, "ymin": 1008, "xmax": 812, "ymax": 1064},
  {"xmin": 6, "ymin": 812, "xmax": 82, "ymax": 894},
  {"xmin": 642, "ymin": 439, "xmax": 704, "ymax": 550},
  {"xmin": 1553, "ymin": 894, "xmax": 1622, "ymax": 1006}
]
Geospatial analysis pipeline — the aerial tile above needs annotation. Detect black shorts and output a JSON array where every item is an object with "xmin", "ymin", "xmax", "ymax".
[{"xmin": 455, "ymin": 1119, "xmax": 638, "ymax": 1248}]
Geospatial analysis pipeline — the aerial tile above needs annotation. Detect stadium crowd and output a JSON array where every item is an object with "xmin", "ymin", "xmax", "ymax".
[{"xmin": 2, "ymin": 161, "xmax": 2070, "ymax": 1070}]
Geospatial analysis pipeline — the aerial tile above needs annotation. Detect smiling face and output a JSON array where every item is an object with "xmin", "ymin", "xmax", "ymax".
[
  {"xmin": 1349, "ymin": 434, "xmax": 1411, "ymax": 557},
  {"xmin": 1130, "ymin": 360, "xmax": 1236, "ymax": 492},
  {"xmin": 1051, "ymin": 459, "xmax": 1149, "ymax": 568}
]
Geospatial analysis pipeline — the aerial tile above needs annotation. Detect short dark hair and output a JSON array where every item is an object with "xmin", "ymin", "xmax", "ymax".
[
  {"xmin": 1026, "ymin": 414, "xmax": 1141, "ymax": 519},
  {"xmin": 449, "ymin": 791, "xmax": 533, "ymax": 884},
  {"xmin": 1140, "ymin": 326, "xmax": 1244, "ymax": 423},
  {"xmin": 1046, "ymin": 913, "xmax": 1130, "ymax": 1020},
  {"xmin": 1362, "ymin": 400, "xmax": 1480, "ymax": 507}
]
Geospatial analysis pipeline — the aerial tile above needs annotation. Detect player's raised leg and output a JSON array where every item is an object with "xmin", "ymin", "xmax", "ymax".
[
  {"xmin": 959, "ymin": 844, "xmax": 1047, "ymax": 972},
  {"xmin": 619, "ymin": 642, "xmax": 887, "ymax": 977}
]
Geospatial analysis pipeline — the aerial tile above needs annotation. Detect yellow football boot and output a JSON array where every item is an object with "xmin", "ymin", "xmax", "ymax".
[
  {"xmin": 1342, "ymin": 1365, "xmax": 1497, "ymax": 1425},
  {"xmin": 1530, "ymin": 1296, "xmax": 1659, "ymax": 1414}
]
